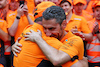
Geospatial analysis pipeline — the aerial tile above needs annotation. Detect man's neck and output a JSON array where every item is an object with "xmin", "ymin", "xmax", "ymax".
[
  {"xmin": 59, "ymin": 31, "xmax": 68, "ymax": 40},
  {"xmin": 66, "ymin": 11, "xmax": 73, "ymax": 23},
  {"xmin": 74, "ymin": 10, "xmax": 82, "ymax": 16}
]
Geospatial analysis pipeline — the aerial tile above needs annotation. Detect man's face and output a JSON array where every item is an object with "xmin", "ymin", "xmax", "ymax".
[
  {"xmin": 9, "ymin": 1, "xmax": 19, "ymax": 11},
  {"xmin": 73, "ymin": 3, "xmax": 84, "ymax": 14},
  {"xmin": 42, "ymin": 18, "xmax": 63, "ymax": 40},
  {"xmin": 0, "ymin": 0, "xmax": 7, "ymax": 9},
  {"xmin": 60, "ymin": 2, "xmax": 72, "ymax": 13},
  {"xmin": 94, "ymin": 7, "xmax": 100, "ymax": 20}
]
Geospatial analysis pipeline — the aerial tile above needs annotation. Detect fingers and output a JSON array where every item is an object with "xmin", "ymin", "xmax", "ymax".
[
  {"xmin": 24, "ymin": 35, "xmax": 29, "ymax": 38},
  {"xmin": 26, "ymin": 32, "xmax": 31, "ymax": 35},
  {"xmin": 19, "ymin": 4, "xmax": 24, "ymax": 9},
  {"xmin": 17, "ymin": 37, "xmax": 22, "ymax": 42},
  {"xmin": 13, "ymin": 51, "xmax": 18, "ymax": 57},
  {"xmin": 24, "ymin": 38, "xmax": 30, "ymax": 41}
]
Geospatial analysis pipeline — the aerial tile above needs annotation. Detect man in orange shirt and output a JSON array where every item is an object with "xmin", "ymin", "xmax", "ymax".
[
  {"xmin": 60, "ymin": 0, "xmax": 93, "ymax": 57},
  {"xmin": 23, "ymin": 6, "xmax": 87, "ymax": 67},
  {"xmin": 7, "ymin": 0, "xmax": 35, "ymax": 42},
  {"xmin": 87, "ymin": 1, "xmax": 100, "ymax": 67},
  {"xmin": 12, "ymin": 2, "xmax": 88, "ymax": 67},
  {"xmin": 73, "ymin": 0, "xmax": 93, "ymax": 21}
]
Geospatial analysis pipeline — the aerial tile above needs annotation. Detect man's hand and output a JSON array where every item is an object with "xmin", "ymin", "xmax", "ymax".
[
  {"xmin": 71, "ymin": 26, "xmax": 85, "ymax": 40},
  {"xmin": 12, "ymin": 37, "xmax": 22, "ymax": 57},
  {"xmin": 23, "ymin": 4, "xmax": 28, "ymax": 16},
  {"xmin": 17, "ymin": 4, "xmax": 24, "ymax": 17},
  {"xmin": 24, "ymin": 30, "xmax": 42, "ymax": 42},
  {"xmin": 92, "ymin": 24, "xmax": 99, "ymax": 35}
]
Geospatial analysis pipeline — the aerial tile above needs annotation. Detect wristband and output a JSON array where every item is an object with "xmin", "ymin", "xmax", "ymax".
[
  {"xmin": 16, "ymin": 16, "xmax": 20, "ymax": 19},
  {"xmin": 95, "ymin": 30, "xmax": 100, "ymax": 34}
]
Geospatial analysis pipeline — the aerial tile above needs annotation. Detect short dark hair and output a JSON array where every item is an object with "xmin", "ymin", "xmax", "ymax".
[
  {"xmin": 42, "ymin": 6, "xmax": 66, "ymax": 25},
  {"xmin": 60, "ymin": 0, "xmax": 71, "ymax": 6},
  {"xmin": 34, "ymin": 17, "xmax": 42, "ymax": 22}
]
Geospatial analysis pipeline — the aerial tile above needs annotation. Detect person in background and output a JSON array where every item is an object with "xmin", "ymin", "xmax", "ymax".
[
  {"xmin": 8, "ymin": 0, "xmax": 19, "ymax": 13},
  {"xmin": 86, "ymin": 1, "xmax": 100, "ymax": 67},
  {"xmin": 85, "ymin": 0, "xmax": 96, "ymax": 16},
  {"xmin": 12, "ymin": 1, "xmax": 88, "ymax": 67},
  {"xmin": 59, "ymin": 0, "xmax": 93, "ymax": 57},
  {"xmin": 7, "ymin": 0, "xmax": 34, "ymax": 42},
  {"xmin": 73, "ymin": 0, "xmax": 93, "ymax": 21}
]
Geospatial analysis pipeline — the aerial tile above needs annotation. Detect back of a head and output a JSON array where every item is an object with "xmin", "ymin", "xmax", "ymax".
[{"xmin": 43, "ymin": 6, "xmax": 66, "ymax": 25}]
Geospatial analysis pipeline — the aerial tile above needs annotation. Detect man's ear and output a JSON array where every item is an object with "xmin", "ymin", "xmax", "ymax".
[
  {"xmin": 61, "ymin": 19, "xmax": 67, "ymax": 29},
  {"xmin": 71, "ymin": 5, "xmax": 73, "ymax": 10}
]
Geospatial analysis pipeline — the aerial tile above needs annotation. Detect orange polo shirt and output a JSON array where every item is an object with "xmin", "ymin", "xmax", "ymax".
[
  {"xmin": 86, "ymin": 0, "xmax": 95, "ymax": 15},
  {"xmin": 81, "ymin": 10, "xmax": 93, "ymax": 21},
  {"xmin": 65, "ymin": 14, "xmax": 91, "ymax": 34},
  {"xmin": 6, "ymin": 10, "xmax": 35, "ymax": 41},
  {"xmin": 0, "ymin": 19, "xmax": 8, "ymax": 33},
  {"xmin": 60, "ymin": 31, "xmax": 84, "ymax": 67},
  {"xmin": 14, "ymin": 23, "xmax": 84, "ymax": 67},
  {"xmin": 13, "ymin": 23, "xmax": 63, "ymax": 67},
  {"xmin": 26, "ymin": 0, "xmax": 35, "ymax": 12}
]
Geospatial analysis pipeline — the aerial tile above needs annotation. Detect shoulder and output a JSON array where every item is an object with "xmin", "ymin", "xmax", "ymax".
[
  {"xmin": 7, "ymin": 11, "xmax": 16, "ymax": 17},
  {"xmin": 73, "ymin": 14, "xmax": 86, "ymax": 21}
]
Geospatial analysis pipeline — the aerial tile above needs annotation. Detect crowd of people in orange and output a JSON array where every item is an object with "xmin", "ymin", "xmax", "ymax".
[{"xmin": 0, "ymin": 0, "xmax": 100, "ymax": 67}]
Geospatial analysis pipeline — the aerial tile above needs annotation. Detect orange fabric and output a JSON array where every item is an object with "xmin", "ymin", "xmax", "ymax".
[
  {"xmin": 60, "ymin": 31, "xmax": 84, "ymax": 67},
  {"xmin": 73, "ymin": 0, "xmax": 87, "ymax": 5},
  {"xmin": 93, "ymin": 1, "xmax": 100, "ymax": 8},
  {"xmin": 25, "ymin": 0, "xmax": 35, "ymax": 12},
  {"xmin": 81, "ymin": 10, "xmax": 93, "ymax": 21},
  {"xmin": 65, "ymin": 14, "xmax": 91, "ymax": 33},
  {"xmin": 34, "ymin": 1, "xmax": 56, "ymax": 19},
  {"xmin": 14, "ymin": 23, "xmax": 84, "ymax": 67},
  {"xmin": 6, "ymin": 10, "xmax": 35, "ymax": 41},
  {"xmin": 0, "ymin": 64, "xmax": 4, "ymax": 67},
  {"xmin": 86, "ymin": 1, "xmax": 94, "ymax": 15},
  {"xmin": 87, "ymin": 18, "xmax": 100, "ymax": 63},
  {"xmin": 13, "ymin": 23, "xmax": 63, "ymax": 67},
  {"xmin": 0, "ymin": 19, "xmax": 8, "ymax": 33}
]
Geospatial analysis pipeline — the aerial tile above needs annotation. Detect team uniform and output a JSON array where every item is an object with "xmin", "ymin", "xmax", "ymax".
[
  {"xmin": 6, "ymin": 10, "xmax": 35, "ymax": 41},
  {"xmin": 60, "ymin": 31, "xmax": 84, "ymax": 67},
  {"xmin": 87, "ymin": 18, "xmax": 100, "ymax": 66},
  {"xmin": 65, "ymin": 14, "xmax": 91, "ymax": 34},
  {"xmin": 77, "ymin": 10, "xmax": 93, "ymax": 21},
  {"xmin": 13, "ymin": 23, "xmax": 84, "ymax": 67}
]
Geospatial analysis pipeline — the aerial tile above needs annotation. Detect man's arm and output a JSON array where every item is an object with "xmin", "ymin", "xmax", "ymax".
[
  {"xmin": 8, "ymin": 5, "xmax": 24, "ymax": 36},
  {"xmin": 0, "ymin": 29, "xmax": 8, "ymax": 42},
  {"xmin": 24, "ymin": 30, "xmax": 76, "ymax": 66},
  {"xmin": 71, "ymin": 26, "xmax": 93, "ymax": 42},
  {"xmin": 22, "ymin": 4, "xmax": 34, "ymax": 25}
]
